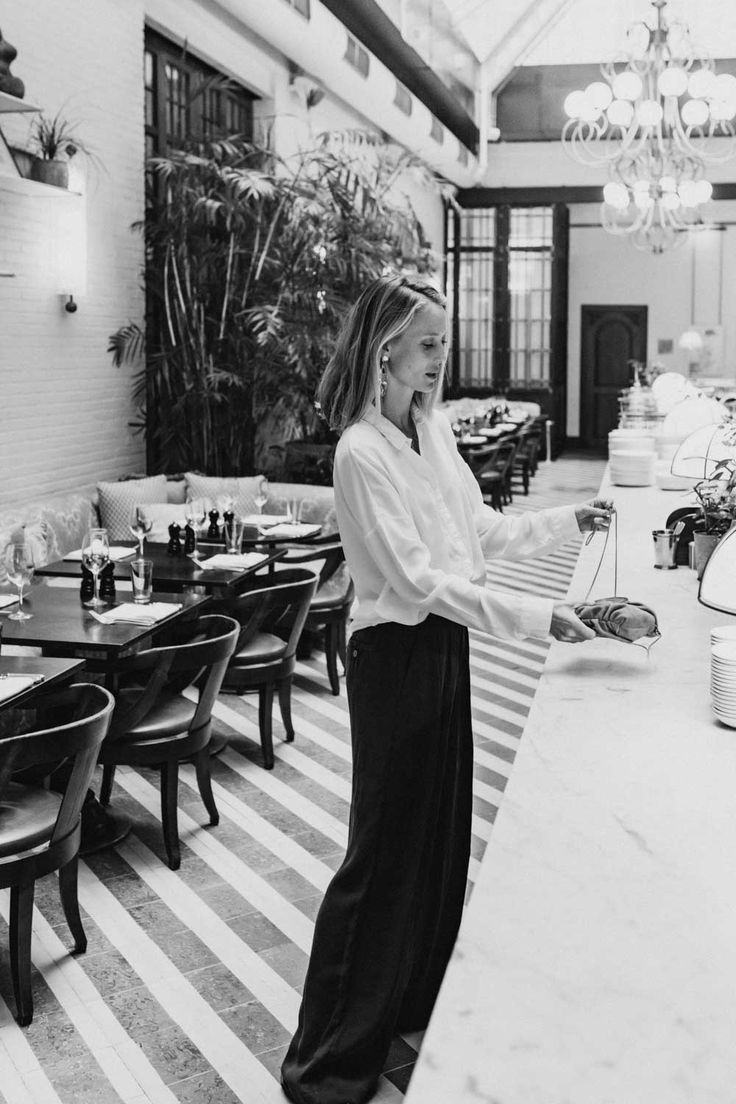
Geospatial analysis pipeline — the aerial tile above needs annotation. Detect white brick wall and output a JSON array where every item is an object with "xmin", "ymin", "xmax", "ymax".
[{"xmin": 0, "ymin": 0, "xmax": 146, "ymax": 508}]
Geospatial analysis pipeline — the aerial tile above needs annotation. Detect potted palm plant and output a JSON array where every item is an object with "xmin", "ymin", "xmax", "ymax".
[{"xmin": 109, "ymin": 130, "xmax": 446, "ymax": 479}]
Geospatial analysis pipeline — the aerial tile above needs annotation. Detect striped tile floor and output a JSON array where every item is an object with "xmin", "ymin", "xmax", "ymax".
[{"xmin": 0, "ymin": 454, "xmax": 605, "ymax": 1104}]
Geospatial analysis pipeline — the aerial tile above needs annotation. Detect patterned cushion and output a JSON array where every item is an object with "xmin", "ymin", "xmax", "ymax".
[
  {"xmin": 97, "ymin": 476, "xmax": 169, "ymax": 541},
  {"xmin": 185, "ymin": 473, "xmax": 265, "ymax": 517}
]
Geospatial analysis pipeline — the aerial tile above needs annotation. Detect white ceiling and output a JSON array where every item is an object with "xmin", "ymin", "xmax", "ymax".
[{"xmin": 398, "ymin": 0, "xmax": 736, "ymax": 97}]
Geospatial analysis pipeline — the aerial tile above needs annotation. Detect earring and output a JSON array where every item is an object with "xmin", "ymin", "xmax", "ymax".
[{"xmin": 379, "ymin": 353, "xmax": 389, "ymax": 399}]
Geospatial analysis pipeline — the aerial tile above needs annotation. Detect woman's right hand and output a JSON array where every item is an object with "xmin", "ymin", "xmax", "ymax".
[{"xmin": 550, "ymin": 603, "xmax": 596, "ymax": 643}]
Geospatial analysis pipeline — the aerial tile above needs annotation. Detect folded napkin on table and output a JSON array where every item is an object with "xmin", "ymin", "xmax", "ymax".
[
  {"xmin": 240, "ymin": 513, "xmax": 291, "ymax": 527},
  {"xmin": 197, "ymin": 552, "xmax": 269, "ymax": 571},
  {"xmin": 65, "ymin": 546, "xmax": 136, "ymax": 562},
  {"xmin": 0, "ymin": 675, "xmax": 43, "ymax": 703},
  {"xmin": 95, "ymin": 602, "xmax": 181, "ymax": 625},
  {"xmin": 0, "ymin": 593, "xmax": 18, "ymax": 610},
  {"xmin": 258, "ymin": 523, "xmax": 322, "ymax": 540}
]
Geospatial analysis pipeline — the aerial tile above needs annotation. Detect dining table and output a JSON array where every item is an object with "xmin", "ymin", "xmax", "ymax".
[
  {"xmin": 35, "ymin": 540, "xmax": 287, "ymax": 594},
  {"xmin": 0, "ymin": 656, "xmax": 85, "ymax": 711}
]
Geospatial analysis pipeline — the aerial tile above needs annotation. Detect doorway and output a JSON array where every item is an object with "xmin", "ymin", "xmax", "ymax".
[{"xmin": 580, "ymin": 304, "xmax": 648, "ymax": 451}]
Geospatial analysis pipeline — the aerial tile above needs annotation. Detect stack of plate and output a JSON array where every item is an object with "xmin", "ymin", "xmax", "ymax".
[
  {"xmin": 710, "ymin": 638, "xmax": 736, "ymax": 727},
  {"xmin": 609, "ymin": 448, "xmax": 656, "ymax": 487},
  {"xmin": 608, "ymin": 428, "xmax": 656, "ymax": 454}
]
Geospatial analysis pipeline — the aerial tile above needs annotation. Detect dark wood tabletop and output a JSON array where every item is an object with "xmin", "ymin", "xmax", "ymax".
[
  {"xmin": 1, "ymin": 585, "xmax": 209, "ymax": 660},
  {"xmin": 35, "ymin": 541, "xmax": 287, "ymax": 593},
  {"xmin": 0, "ymin": 656, "xmax": 86, "ymax": 711}
]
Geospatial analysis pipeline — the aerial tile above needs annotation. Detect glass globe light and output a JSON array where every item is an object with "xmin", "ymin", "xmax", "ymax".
[
  {"xmin": 715, "ymin": 73, "xmax": 736, "ymax": 101},
  {"xmin": 677, "ymin": 180, "xmax": 700, "ymax": 206},
  {"xmin": 661, "ymin": 191, "xmax": 681, "ymax": 210},
  {"xmin": 711, "ymin": 99, "xmax": 736, "ymax": 122},
  {"xmin": 637, "ymin": 99, "xmax": 663, "ymax": 126},
  {"xmin": 658, "ymin": 66, "xmax": 688, "ymax": 97},
  {"xmin": 607, "ymin": 99, "xmax": 634, "ymax": 127},
  {"xmin": 659, "ymin": 175, "xmax": 677, "ymax": 193},
  {"xmin": 681, "ymin": 98, "xmax": 710, "ymax": 126},
  {"xmin": 612, "ymin": 71, "xmax": 643, "ymax": 101},
  {"xmin": 634, "ymin": 191, "xmax": 654, "ymax": 210},
  {"xmin": 564, "ymin": 90, "xmax": 587, "ymax": 118},
  {"xmin": 695, "ymin": 179, "xmax": 713, "ymax": 203},
  {"xmin": 603, "ymin": 182, "xmax": 630, "ymax": 209},
  {"xmin": 585, "ymin": 81, "xmax": 613, "ymax": 111},
  {"xmin": 579, "ymin": 98, "xmax": 603, "ymax": 122},
  {"xmin": 688, "ymin": 68, "xmax": 718, "ymax": 100}
]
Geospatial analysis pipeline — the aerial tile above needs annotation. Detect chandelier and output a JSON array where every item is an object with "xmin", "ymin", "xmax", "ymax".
[{"xmin": 561, "ymin": 0, "xmax": 736, "ymax": 253}]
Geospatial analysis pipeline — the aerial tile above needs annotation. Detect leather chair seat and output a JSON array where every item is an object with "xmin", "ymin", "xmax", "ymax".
[
  {"xmin": 0, "ymin": 784, "xmax": 62, "ymax": 857},
  {"xmin": 230, "ymin": 631, "xmax": 287, "ymax": 666},
  {"xmin": 114, "ymin": 688, "xmax": 197, "ymax": 742},
  {"xmin": 310, "ymin": 573, "xmax": 351, "ymax": 613}
]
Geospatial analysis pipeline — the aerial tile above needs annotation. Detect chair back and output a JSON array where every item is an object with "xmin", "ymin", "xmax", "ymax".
[
  {"xmin": 470, "ymin": 439, "xmax": 517, "ymax": 480},
  {"xmin": 0, "ymin": 684, "xmax": 114, "ymax": 848},
  {"xmin": 107, "ymin": 614, "xmax": 239, "ymax": 743},
  {"xmin": 227, "ymin": 568, "xmax": 318, "ymax": 661}
]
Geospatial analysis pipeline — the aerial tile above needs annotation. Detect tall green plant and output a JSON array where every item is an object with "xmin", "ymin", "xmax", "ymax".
[{"xmin": 109, "ymin": 132, "xmax": 444, "ymax": 475}]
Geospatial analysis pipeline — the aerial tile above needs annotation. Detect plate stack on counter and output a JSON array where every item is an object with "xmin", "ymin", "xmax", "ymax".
[
  {"xmin": 608, "ymin": 428, "xmax": 656, "ymax": 486},
  {"xmin": 709, "ymin": 627, "xmax": 736, "ymax": 727}
]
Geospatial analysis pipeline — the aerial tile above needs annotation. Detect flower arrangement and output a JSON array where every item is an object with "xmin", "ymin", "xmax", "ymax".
[{"xmin": 694, "ymin": 459, "xmax": 736, "ymax": 536}]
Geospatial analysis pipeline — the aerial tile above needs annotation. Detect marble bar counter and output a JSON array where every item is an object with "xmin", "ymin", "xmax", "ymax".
[{"xmin": 406, "ymin": 476, "xmax": 736, "ymax": 1104}]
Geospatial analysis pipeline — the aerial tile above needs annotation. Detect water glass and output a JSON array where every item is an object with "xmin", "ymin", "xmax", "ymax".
[
  {"xmin": 223, "ymin": 517, "xmax": 245, "ymax": 554},
  {"xmin": 130, "ymin": 558, "xmax": 153, "ymax": 603},
  {"xmin": 288, "ymin": 499, "xmax": 303, "ymax": 525}
]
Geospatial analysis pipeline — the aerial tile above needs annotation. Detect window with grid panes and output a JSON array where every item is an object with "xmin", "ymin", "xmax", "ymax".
[
  {"xmin": 447, "ymin": 205, "xmax": 554, "ymax": 391},
  {"xmin": 144, "ymin": 27, "xmax": 254, "ymax": 159}
]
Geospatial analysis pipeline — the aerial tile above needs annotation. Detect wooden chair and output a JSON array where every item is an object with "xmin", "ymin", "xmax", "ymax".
[
  {"xmin": 98, "ymin": 614, "xmax": 239, "ymax": 870},
  {"xmin": 217, "ymin": 568, "xmax": 318, "ymax": 768},
  {"xmin": 281, "ymin": 540, "xmax": 354, "ymax": 695},
  {"xmin": 0, "ymin": 683, "xmax": 114, "ymax": 1025},
  {"xmin": 469, "ymin": 439, "xmax": 518, "ymax": 510},
  {"xmin": 510, "ymin": 424, "xmax": 543, "ymax": 495}
]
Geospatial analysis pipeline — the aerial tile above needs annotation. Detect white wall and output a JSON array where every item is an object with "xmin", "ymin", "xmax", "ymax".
[{"xmin": 0, "ymin": 0, "xmax": 146, "ymax": 508}]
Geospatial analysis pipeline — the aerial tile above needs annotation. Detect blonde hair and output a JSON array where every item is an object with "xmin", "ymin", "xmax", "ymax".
[{"xmin": 317, "ymin": 275, "xmax": 447, "ymax": 433}]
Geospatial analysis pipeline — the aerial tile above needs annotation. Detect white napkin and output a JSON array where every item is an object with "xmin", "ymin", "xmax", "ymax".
[
  {"xmin": 197, "ymin": 552, "xmax": 269, "ymax": 571},
  {"xmin": 0, "ymin": 593, "xmax": 18, "ymax": 610},
  {"xmin": 65, "ymin": 546, "xmax": 136, "ymax": 562},
  {"xmin": 258, "ymin": 523, "xmax": 322, "ymax": 540},
  {"xmin": 240, "ymin": 513, "xmax": 291, "ymax": 526},
  {"xmin": 0, "ymin": 675, "xmax": 42, "ymax": 703},
  {"xmin": 94, "ymin": 602, "xmax": 181, "ymax": 625}
]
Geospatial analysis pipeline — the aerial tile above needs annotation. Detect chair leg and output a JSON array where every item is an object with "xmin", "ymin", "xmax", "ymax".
[
  {"xmin": 278, "ymin": 677, "xmax": 295, "ymax": 742},
  {"xmin": 337, "ymin": 620, "xmax": 347, "ymax": 673},
  {"xmin": 259, "ymin": 684, "xmax": 275, "ymax": 770},
  {"xmin": 194, "ymin": 746, "xmax": 219, "ymax": 826},
  {"xmin": 59, "ymin": 856, "xmax": 87, "ymax": 954},
  {"xmin": 100, "ymin": 764, "xmax": 116, "ymax": 807},
  {"xmin": 9, "ymin": 881, "xmax": 35, "ymax": 1026},
  {"xmin": 325, "ymin": 623, "xmax": 340, "ymax": 695},
  {"xmin": 160, "ymin": 761, "xmax": 181, "ymax": 870}
]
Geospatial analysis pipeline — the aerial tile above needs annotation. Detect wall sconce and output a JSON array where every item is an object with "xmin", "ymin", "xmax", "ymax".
[{"xmin": 62, "ymin": 293, "xmax": 78, "ymax": 313}]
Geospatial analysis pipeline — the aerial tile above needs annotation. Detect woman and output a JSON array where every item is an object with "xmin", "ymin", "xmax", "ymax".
[{"xmin": 281, "ymin": 275, "xmax": 611, "ymax": 1104}]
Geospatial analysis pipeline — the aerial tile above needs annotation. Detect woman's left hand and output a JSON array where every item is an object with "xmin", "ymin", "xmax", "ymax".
[{"xmin": 575, "ymin": 498, "xmax": 615, "ymax": 534}]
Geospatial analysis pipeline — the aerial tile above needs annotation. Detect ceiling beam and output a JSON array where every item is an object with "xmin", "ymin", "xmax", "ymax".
[
  {"xmin": 318, "ymin": 0, "xmax": 479, "ymax": 151},
  {"xmin": 481, "ymin": 0, "xmax": 578, "ymax": 93}
]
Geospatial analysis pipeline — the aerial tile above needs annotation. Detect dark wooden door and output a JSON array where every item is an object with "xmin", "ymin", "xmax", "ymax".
[{"xmin": 580, "ymin": 305, "xmax": 648, "ymax": 450}]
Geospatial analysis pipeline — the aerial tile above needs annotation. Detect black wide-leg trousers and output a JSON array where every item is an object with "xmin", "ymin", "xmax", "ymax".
[{"xmin": 281, "ymin": 615, "xmax": 474, "ymax": 1104}]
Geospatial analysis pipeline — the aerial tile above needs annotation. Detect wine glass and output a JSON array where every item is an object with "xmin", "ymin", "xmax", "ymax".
[
  {"xmin": 129, "ymin": 506, "xmax": 153, "ymax": 558},
  {"xmin": 4, "ymin": 542, "xmax": 36, "ymax": 621},
  {"xmin": 184, "ymin": 498, "xmax": 207, "ymax": 559},
  {"xmin": 254, "ymin": 477, "xmax": 269, "ymax": 516},
  {"xmin": 82, "ymin": 528, "xmax": 110, "ymax": 609}
]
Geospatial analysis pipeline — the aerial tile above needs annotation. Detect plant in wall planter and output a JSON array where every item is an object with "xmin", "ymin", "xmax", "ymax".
[{"xmin": 26, "ymin": 110, "xmax": 92, "ymax": 188}]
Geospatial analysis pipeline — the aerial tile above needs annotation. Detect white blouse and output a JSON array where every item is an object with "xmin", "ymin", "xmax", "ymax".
[{"xmin": 333, "ymin": 404, "xmax": 580, "ymax": 640}]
